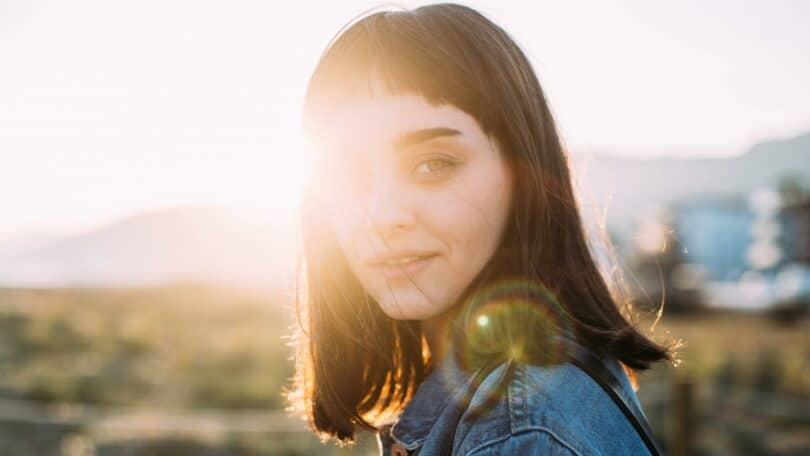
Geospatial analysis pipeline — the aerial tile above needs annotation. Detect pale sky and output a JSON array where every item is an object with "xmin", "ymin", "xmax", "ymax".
[{"xmin": 1, "ymin": 0, "xmax": 809, "ymax": 241}]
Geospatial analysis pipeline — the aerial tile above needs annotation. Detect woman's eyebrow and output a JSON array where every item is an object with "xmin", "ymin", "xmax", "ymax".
[{"xmin": 393, "ymin": 127, "xmax": 462, "ymax": 151}]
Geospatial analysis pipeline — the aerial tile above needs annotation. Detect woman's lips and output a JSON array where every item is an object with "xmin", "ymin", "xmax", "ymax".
[{"xmin": 377, "ymin": 254, "xmax": 437, "ymax": 280}]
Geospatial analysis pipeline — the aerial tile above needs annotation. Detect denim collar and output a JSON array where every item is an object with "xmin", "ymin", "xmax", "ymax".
[{"xmin": 389, "ymin": 348, "xmax": 472, "ymax": 451}]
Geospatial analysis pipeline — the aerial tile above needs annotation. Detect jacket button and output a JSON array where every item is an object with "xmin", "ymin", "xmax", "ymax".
[{"xmin": 391, "ymin": 442, "xmax": 410, "ymax": 456}]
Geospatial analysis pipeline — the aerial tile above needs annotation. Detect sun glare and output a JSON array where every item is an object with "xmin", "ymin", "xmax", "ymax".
[{"xmin": 227, "ymin": 130, "xmax": 314, "ymax": 223}]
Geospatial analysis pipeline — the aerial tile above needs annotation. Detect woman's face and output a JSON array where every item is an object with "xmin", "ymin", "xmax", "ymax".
[{"xmin": 312, "ymin": 88, "xmax": 513, "ymax": 320}]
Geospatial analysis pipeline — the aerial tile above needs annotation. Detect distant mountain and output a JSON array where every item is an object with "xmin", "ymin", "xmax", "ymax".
[
  {"xmin": 0, "ymin": 233, "xmax": 61, "ymax": 257},
  {"xmin": 1, "ymin": 131, "xmax": 807, "ymax": 288},
  {"xmin": 571, "ymin": 131, "xmax": 810, "ymax": 242},
  {"xmin": 0, "ymin": 205, "xmax": 298, "ymax": 288}
]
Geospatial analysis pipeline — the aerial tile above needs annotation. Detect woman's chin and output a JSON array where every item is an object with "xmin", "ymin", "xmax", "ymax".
[{"xmin": 378, "ymin": 299, "xmax": 443, "ymax": 321}]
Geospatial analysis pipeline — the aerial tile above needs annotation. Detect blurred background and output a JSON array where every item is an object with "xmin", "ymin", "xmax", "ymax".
[{"xmin": 1, "ymin": 0, "xmax": 808, "ymax": 454}]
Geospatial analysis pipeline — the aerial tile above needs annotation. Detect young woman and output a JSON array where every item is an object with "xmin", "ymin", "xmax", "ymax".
[{"xmin": 286, "ymin": 3, "xmax": 678, "ymax": 455}]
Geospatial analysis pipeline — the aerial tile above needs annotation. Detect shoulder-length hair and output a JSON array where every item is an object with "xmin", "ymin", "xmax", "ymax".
[{"xmin": 285, "ymin": 2, "xmax": 677, "ymax": 445}]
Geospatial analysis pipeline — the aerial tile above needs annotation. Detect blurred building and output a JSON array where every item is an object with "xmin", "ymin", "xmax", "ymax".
[
  {"xmin": 631, "ymin": 186, "xmax": 810, "ymax": 311},
  {"xmin": 670, "ymin": 195, "xmax": 754, "ymax": 281},
  {"xmin": 779, "ymin": 198, "xmax": 810, "ymax": 264}
]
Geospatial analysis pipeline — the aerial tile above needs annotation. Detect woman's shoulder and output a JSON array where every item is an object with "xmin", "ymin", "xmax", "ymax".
[{"xmin": 455, "ymin": 359, "xmax": 652, "ymax": 455}]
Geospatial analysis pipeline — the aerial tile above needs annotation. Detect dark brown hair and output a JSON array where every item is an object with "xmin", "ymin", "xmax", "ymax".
[{"xmin": 285, "ymin": 2, "xmax": 677, "ymax": 445}]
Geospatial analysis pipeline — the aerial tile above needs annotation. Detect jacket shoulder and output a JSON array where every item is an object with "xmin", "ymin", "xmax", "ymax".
[{"xmin": 455, "ymin": 360, "xmax": 649, "ymax": 455}]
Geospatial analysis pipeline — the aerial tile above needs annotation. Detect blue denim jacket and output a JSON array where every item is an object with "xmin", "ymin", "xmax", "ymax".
[{"xmin": 376, "ymin": 336, "xmax": 653, "ymax": 455}]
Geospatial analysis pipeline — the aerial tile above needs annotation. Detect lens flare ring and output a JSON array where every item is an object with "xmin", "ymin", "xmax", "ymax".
[{"xmin": 455, "ymin": 276, "xmax": 574, "ymax": 371}]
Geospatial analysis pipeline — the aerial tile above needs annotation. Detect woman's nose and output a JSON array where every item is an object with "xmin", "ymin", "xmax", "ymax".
[{"xmin": 364, "ymin": 175, "xmax": 416, "ymax": 239}]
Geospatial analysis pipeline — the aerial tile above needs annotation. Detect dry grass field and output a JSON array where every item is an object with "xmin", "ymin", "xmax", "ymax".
[{"xmin": 0, "ymin": 285, "xmax": 806, "ymax": 454}]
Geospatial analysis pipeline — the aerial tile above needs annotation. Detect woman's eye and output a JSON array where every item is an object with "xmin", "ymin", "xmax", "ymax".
[{"xmin": 413, "ymin": 157, "xmax": 456, "ymax": 176}]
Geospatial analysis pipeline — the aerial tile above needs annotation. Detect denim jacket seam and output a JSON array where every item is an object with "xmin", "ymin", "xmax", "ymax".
[
  {"xmin": 521, "ymin": 363, "xmax": 528, "ymax": 421},
  {"xmin": 507, "ymin": 362, "xmax": 529, "ymax": 432},
  {"xmin": 464, "ymin": 426, "xmax": 584, "ymax": 456},
  {"xmin": 504, "ymin": 362, "xmax": 590, "ymax": 456}
]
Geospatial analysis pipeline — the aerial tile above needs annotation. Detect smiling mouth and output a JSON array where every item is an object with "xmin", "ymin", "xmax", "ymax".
[{"xmin": 376, "ymin": 254, "xmax": 438, "ymax": 280}]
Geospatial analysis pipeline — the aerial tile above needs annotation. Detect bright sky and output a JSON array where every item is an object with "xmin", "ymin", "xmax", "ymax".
[{"xmin": 1, "ymin": 0, "xmax": 809, "ymax": 241}]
